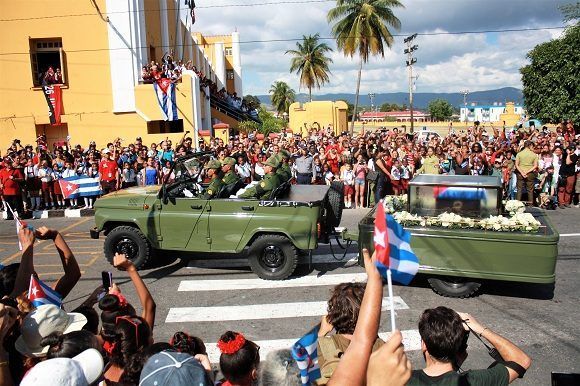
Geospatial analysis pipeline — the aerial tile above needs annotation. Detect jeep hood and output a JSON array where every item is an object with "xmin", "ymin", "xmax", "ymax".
[{"xmin": 94, "ymin": 185, "xmax": 160, "ymax": 209}]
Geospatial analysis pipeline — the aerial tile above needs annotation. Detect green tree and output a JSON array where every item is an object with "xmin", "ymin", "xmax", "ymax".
[
  {"xmin": 327, "ymin": 0, "xmax": 404, "ymax": 134},
  {"xmin": 286, "ymin": 34, "xmax": 334, "ymax": 102},
  {"xmin": 237, "ymin": 120, "xmax": 260, "ymax": 133},
  {"xmin": 559, "ymin": 1, "xmax": 580, "ymax": 23},
  {"xmin": 243, "ymin": 95, "xmax": 261, "ymax": 111},
  {"xmin": 380, "ymin": 102, "xmax": 401, "ymax": 112},
  {"xmin": 428, "ymin": 98, "xmax": 454, "ymax": 121},
  {"xmin": 520, "ymin": 24, "xmax": 580, "ymax": 122},
  {"xmin": 257, "ymin": 107, "xmax": 285, "ymax": 136},
  {"xmin": 269, "ymin": 81, "xmax": 296, "ymax": 116}
]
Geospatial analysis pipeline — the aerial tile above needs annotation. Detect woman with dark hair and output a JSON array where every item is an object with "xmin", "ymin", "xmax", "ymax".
[
  {"xmin": 121, "ymin": 342, "xmax": 172, "ymax": 385},
  {"xmin": 103, "ymin": 315, "xmax": 152, "ymax": 384},
  {"xmin": 170, "ymin": 331, "xmax": 207, "ymax": 356},
  {"xmin": 41, "ymin": 330, "xmax": 100, "ymax": 359},
  {"xmin": 217, "ymin": 331, "xmax": 260, "ymax": 386},
  {"xmin": 374, "ymin": 150, "xmax": 393, "ymax": 201}
]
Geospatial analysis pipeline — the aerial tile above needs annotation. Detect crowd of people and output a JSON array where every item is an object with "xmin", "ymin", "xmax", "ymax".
[
  {"xmin": 1, "ymin": 120, "xmax": 578, "ymax": 218},
  {"xmin": 0, "ymin": 227, "xmax": 532, "ymax": 385}
]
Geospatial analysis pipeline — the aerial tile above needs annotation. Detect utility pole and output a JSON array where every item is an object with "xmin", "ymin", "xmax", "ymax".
[
  {"xmin": 368, "ymin": 93, "xmax": 375, "ymax": 127},
  {"xmin": 460, "ymin": 89, "xmax": 470, "ymax": 123},
  {"xmin": 404, "ymin": 34, "xmax": 418, "ymax": 133}
]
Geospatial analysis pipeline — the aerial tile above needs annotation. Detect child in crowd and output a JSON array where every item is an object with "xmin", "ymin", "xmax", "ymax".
[
  {"xmin": 341, "ymin": 162, "xmax": 355, "ymax": 208},
  {"xmin": 391, "ymin": 159, "xmax": 402, "ymax": 196}
]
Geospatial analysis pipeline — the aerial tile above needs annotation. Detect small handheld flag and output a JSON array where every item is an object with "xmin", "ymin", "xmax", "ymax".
[
  {"xmin": 292, "ymin": 324, "xmax": 321, "ymax": 386},
  {"xmin": 28, "ymin": 274, "xmax": 62, "ymax": 308},
  {"xmin": 374, "ymin": 201, "xmax": 420, "ymax": 331}
]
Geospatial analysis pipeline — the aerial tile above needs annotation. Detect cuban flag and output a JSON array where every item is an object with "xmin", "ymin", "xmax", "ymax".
[
  {"xmin": 28, "ymin": 275, "xmax": 62, "ymax": 308},
  {"xmin": 58, "ymin": 176, "xmax": 101, "ymax": 199},
  {"xmin": 292, "ymin": 324, "xmax": 321, "ymax": 386},
  {"xmin": 154, "ymin": 78, "xmax": 179, "ymax": 121},
  {"xmin": 374, "ymin": 203, "xmax": 420, "ymax": 285},
  {"xmin": 433, "ymin": 186, "xmax": 486, "ymax": 201}
]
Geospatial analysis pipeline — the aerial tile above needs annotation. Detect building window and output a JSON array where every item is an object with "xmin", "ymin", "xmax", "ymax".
[
  {"xmin": 147, "ymin": 119, "xmax": 184, "ymax": 134},
  {"xmin": 225, "ymin": 47, "xmax": 233, "ymax": 56},
  {"xmin": 30, "ymin": 38, "xmax": 65, "ymax": 86},
  {"xmin": 226, "ymin": 70, "xmax": 235, "ymax": 80}
]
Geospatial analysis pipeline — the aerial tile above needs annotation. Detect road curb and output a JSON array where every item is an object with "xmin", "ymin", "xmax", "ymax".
[{"xmin": 2, "ymin": 209, "xmax": 95, "ymax": 220}]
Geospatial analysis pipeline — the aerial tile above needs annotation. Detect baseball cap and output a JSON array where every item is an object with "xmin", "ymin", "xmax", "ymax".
[
  {"xmin": 16, "ymin": 304, "xmax": 87, "ymax": 357},
  {"xmin": 20, "ymin": 348, "xmax": 104, "ymax": 386},
  {"xmin": 264, "ymin": 156, "xmax": 280, "ymax": 168},
  {"xmin": 139, "ymin": 351, "xmax": 211, "ymax": 386},
  {"xmin": 102, "ymin": 148, "xmax": 110, "ymax": 154}
]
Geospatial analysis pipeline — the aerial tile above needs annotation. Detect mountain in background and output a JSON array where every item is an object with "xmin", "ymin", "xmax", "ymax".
[{"xmin": 256, "ymin": 87, "xmax": 523, "ymax": 109}]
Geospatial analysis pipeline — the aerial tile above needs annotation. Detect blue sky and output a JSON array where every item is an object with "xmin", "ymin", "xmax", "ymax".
[{"xmin": 189, "ymin": 0, "xmax": 570, "ymax": 95}]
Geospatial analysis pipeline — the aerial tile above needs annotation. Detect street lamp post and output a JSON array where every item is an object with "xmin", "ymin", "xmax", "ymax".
[
  {"xmin": 460, "ymin": 89, "xmax": 470, "ymax": 124},
  {"xmin": 368, "ymin": 93, "xmax": 375, "ymax": 128},
  {"xmin": 404, "ymin": 34, "xmax": 418, "ymax": 133}
]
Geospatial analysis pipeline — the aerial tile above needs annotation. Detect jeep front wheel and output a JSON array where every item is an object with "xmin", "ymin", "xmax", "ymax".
[
  {"xmin": 248, "ymin": 235, "xmax": 298, "ymax": 280},
  {"xmin": 104, "ymin": 226, "xmax": 151, "ymax": 270}
]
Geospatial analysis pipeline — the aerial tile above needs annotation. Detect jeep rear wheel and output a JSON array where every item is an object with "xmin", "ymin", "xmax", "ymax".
[
  {"xmin": 104, "ymin": 226, "xmax": 151, "ymax": 270},
  {"xmin": 248, "ymin": 235, "xmax": 298, "ymax": 280},
  {"xmin": 325, "ymin": 180, "xmax": 344, "ymax": 229},
  {"xmin": 428, "ymin": 277, "xmax": 481, "ymax": 298}
]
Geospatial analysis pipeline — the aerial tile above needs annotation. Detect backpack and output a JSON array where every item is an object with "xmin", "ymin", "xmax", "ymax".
[{"xmin": 315, "ymin": 334, "xmax": 384, "ymax": 385}]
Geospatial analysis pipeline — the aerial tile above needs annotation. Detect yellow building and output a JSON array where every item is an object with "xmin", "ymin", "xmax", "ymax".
[
  {"xmin": 288, "ymin": 101, "xmax": 348, "ymax": 136},
  {"xmin": 0, "ymin": 0, "xmax": 246, "ymax": 151}
]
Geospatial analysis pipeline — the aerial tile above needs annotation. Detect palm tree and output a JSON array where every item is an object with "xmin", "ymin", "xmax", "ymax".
[
  {"xmin": 327, "ymin": 0, "xmax": 403, "ymax": 134},
  {"xmin": 269, "ymin": 81, "xmax": 296, "ymax": 116},
  {"xmin": 286, "ymin": 34, "xmax": 334, "ymax": 102}
]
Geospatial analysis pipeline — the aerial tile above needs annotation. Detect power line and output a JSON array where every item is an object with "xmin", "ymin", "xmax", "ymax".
[
  {"xmin": 0, "ymin": 26, "xmax": 565, "ymax": 56},
  {"xmin": 0, "ymin": 1, "xmax": 335, "ymax": 22}
]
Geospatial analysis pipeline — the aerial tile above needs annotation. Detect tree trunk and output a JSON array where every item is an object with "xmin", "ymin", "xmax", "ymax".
[
  {"xmin": 309, "ymin": 86, "xmax": 312, "ymax": 102},
  {"xmin": 350, "ymin": 57, "xmax": 363, "ymax": 135}
]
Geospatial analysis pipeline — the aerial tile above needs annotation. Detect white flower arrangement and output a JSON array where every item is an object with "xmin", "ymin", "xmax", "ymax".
[
  {"xmin": 504, "ymin": 200, "xmax": 526, "ymax": 216},
  {"xmin": 382, "ymin": 195, "xmax": 408, "ymax": 214},
  {"xmin": 391, "ymin": 209, "xmax": 540, "ymax": 233}
]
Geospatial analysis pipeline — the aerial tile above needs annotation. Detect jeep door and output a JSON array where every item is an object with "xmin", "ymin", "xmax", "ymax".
[
  {"xmin": 206, "ymin": 199, "xmax": 256, "ymax": 253},
  {"xmin": 159, "ymin": 197, "xmax": 210, "ymax": 252}
]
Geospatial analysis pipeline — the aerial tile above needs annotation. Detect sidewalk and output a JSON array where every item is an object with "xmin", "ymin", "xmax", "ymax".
[{"xmin": 1, "ymin": 208, "xmax": 95, "ymax": 220}]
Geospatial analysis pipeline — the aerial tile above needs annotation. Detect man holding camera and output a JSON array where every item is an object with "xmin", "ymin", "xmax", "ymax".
[
  {"xmin": 409, "ymin": 306, "xmax": 531, "ymax": 385},
  {"xmin": 295, "ymin": 147, "xmax": 315, "ymax": 185}
]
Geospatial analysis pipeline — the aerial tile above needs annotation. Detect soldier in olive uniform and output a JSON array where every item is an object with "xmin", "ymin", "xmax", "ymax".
[
  {"xmin": 221, "ymin": 157, "xmax": 241, "ymax": 186},
  {"xmin": 276, "ymin": 149, "xmax": 292, "ymax": 182},
  {"xmin": 200, "ymin": 160, "xmax": 224, "ymax": 199},
  {"xmin": 239, "ymin": 156, "xmax": 281, "ymax": 199}
]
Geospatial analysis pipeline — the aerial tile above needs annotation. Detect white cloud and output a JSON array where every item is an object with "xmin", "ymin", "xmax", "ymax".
[{"xmin": 191, "ymin": 0, "xmax": 569, "ymax": 95}]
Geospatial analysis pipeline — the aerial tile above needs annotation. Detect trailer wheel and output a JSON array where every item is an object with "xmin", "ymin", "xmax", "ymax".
[
  {"xmin": 104, "ymin": 226, "xmax": 151, "ymax": 270},
  {"xmin": 428, "ymin": 277, "xmax": 481, "ymax": 298},
  {"xmin": 248, "ymin": 235, "xmax": 298, "ymax": 280}
]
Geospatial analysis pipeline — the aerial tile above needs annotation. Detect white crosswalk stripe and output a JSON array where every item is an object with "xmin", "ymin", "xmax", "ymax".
[{"xmin": 165, "ymin": 270, "xmax": 420, "ymax": 364}]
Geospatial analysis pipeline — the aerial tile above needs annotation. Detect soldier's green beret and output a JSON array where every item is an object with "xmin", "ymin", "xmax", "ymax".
[
  {"xmin": 222, "ymin": 157, "xmax": 236, "ymax": 166},
  {"xmin": 206, "ymin": 160, "xmax": 222, "ymax": 169}
]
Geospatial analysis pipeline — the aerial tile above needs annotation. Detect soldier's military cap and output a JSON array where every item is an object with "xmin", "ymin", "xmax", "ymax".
[
  {"xmin": 264, "ymin": 156, "xmax": 280, "ymax": 168},
  {"xmin": 222, "ymin": 157, "xmax": 236, "ymax": 166},
  {"xmin": 206, "ymin": 160, "xmax": 222, "ymax": 169}
]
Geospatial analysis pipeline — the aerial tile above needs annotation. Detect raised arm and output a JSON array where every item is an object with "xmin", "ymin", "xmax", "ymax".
[
  {"xmin": 113, "ymin": 253, "xmax": 156, "ymax": 330},
  {"xmin": 328, "ymin": 249, "xmax": 382, "ymax": 386},
  {"xmin": 9, "ymin": 228, "xmax": 36, "ymax": 298},
  {"xmin": 458, "ymin": 312, "xmax": 532, "ymax": 383},
  {"xmin": 35, "ymin": 227, "xmax": 81, "ymax": 299}
]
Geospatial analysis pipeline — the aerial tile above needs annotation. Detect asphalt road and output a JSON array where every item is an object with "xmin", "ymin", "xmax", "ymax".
[{"xmin": 0, "ymin": 208, "xmax": 578, "ymax": 385}]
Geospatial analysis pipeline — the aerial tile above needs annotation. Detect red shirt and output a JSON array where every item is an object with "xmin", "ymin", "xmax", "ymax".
[
  {"xmin": 0, "ymin": 168, "xmax": 24, "ymax": 196},
  {"xmin": 98, "ymin": 159, "xmax": 118, "ymax": 182}
]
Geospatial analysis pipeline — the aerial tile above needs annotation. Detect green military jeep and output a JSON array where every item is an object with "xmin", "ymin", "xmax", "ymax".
[{"xmin": 90, "ymin": 152, "xmax": 343, "ymax": 280}]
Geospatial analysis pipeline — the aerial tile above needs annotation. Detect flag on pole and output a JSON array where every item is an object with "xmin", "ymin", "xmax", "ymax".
[
  {"xmin": 373, "ymin": 202, "xmax": 420, "ymax": 285},
  {"xmin": 154, "ymin": 78, "xmax": 179, "ymax": 121},
  {"xmin": 58, "ymin": 176, "xmax": 101, "ymax": 199},
  {"xmin": 292, "ymin": 325, "xmax": 321, "ymax": 386},
  {"xmin": 28, "ymin": 275, "xmax": 62, "ymax": 308}
]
